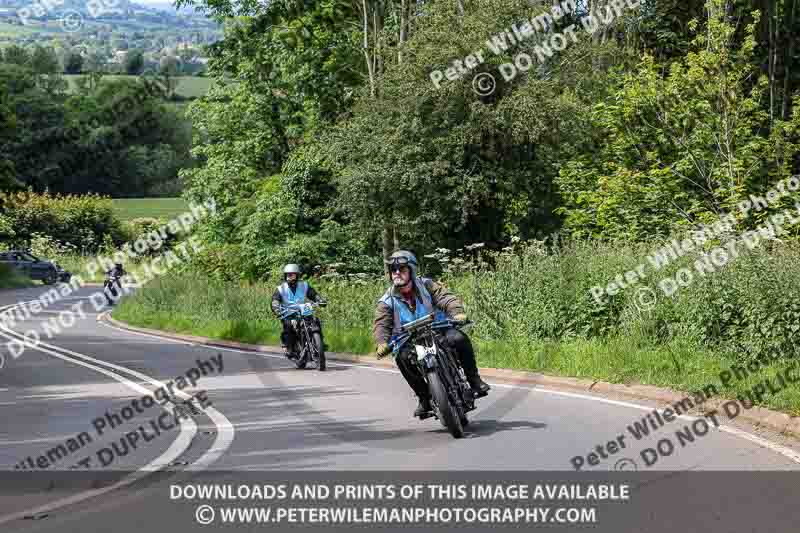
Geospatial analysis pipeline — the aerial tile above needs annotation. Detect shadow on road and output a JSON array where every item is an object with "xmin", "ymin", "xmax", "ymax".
[{"xmin": 463, "ymin": 419, "xmax": 547, "ymax": 437}]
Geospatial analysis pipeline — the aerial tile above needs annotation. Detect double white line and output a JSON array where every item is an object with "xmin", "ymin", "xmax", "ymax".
[{"xmin": 0, "ymin": 296, "xmax": 235, "ymax": 526}]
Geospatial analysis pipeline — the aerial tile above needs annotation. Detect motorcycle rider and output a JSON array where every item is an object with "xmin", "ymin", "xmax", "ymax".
[
  {"xmin": 108, "ymin": 262, "xmax": 125, "ymax": 279},
  {"xmin": 104, "ymin": 263, "xmax": 126, "ymax": 305},
  {"xmin": 373, "ymin": 250, "xmax": 490, "ymax": 418},
  {"xmin": 270, "ymin": 264, "xmax": 326, "ymax": 359}
]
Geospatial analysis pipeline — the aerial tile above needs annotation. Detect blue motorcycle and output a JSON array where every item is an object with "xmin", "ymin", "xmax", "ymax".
[
  {"xmin": 389, "ymin": 314, "xmax": 476, "ymax": 438},
  {"xmin": 279, "ymin": 302, "xmax": 327, "ymax": 371}
]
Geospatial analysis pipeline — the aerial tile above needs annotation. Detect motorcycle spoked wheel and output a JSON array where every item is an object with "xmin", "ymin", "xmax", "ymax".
[
  {"xmin": 312, "ymin": 332, "xmax": 325, "ymax": 371},
  {"xmin": 436, "ymin": 383, "xmax": 471, "ymax": 428},
  {"xmin": 427, "ymin": 370, "xmax": 464, "ymax": 438},
  {"xmin": 293, "ymin": 336, "xmax": 308, "ymax": 369},
  {"xmin": 104, "ymin": 282, "xmax": 118, "ymax": 305}
]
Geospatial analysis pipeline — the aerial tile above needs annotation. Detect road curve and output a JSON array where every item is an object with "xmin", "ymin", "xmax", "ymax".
[{"xmin": 1, "ymin": 285, "xmax": 800, "ymax": 532}]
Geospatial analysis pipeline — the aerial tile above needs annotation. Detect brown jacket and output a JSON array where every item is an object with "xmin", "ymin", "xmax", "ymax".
[{"xmin": 373, "ymin": 277, "xmax": 465, "ymax": 345}]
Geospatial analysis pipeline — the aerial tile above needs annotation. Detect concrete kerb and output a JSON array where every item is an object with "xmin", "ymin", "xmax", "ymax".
[{"xmin": 101, "ymin": 313, "xmax": 800, "ymax": 441}]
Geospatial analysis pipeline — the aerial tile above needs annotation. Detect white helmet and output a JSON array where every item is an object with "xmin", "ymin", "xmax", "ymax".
[{"xmin": 283, "ymin": 263, "xmax": 301, "ymax": 279}]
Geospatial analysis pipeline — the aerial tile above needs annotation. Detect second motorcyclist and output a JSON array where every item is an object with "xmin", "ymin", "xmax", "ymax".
[{"xmin": 271, "ymin": 264, "xmax": 326, "ymax": 359}]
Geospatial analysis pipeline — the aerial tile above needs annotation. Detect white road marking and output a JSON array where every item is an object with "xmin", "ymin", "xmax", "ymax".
[
  {"xmin": 0, "ymin": 334, "xmax": 196, "ymax": 525},
  {"xmin": 5, "ymin": 301, "xmax": 235, "ymax": 469},
  {"xmin": 0, "ymin": 299, "xmax": 234, "ymax": 524}
]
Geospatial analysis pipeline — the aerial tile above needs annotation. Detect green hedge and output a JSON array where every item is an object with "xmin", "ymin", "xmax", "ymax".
[{"xmin": 0, "ymin": 190, "xmax": 124, "ymax": 253}]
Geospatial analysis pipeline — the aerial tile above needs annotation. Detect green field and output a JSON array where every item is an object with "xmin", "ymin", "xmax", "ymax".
[
  {"xmin": 0, "ymin": 21, "xmax": 59, "ymax": 37},
  {"xmin": 113, "ymin": 197, "xmax": 188, "ymax": 221},
  {"xmin": 64, "ymin": 74, "xmax": 212, "ymax": 99}
]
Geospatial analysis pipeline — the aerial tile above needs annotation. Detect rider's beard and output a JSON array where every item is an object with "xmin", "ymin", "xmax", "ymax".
[{"xmin": 395, "ymin": 276, "xmax": 413, "ymax": 293}]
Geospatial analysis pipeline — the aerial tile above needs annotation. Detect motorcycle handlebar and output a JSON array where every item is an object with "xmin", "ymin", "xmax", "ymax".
[
  {"xmin": 278, "ymin": 301, "xmax": 325, "ymax": 318},
  {"xmin": 390, "ymin": 317, "xmax": 473, "ymax": 349}
]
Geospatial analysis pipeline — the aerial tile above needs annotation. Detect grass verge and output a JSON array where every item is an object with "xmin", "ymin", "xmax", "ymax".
[
  {"xmin": 113, "ymin": 273, "xmax": 800, "ymax": 417},
  {"xmin": 0, "ymin": 264, "xmax": 34, "ymax": 289}
]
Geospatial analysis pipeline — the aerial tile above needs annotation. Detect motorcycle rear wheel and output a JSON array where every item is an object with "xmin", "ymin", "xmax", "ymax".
[{"xmin": 427, "ymin": 371, "xmax": 464, "ymax": 438}]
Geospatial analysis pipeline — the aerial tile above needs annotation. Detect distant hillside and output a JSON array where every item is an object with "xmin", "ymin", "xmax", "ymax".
[
  {"xmin": 0, "ymin": 0, "xmax": 219, "ymax": 32},
  {"xmin": 139, "ymin": 1, "xmax": 208, "ymax": 16}
]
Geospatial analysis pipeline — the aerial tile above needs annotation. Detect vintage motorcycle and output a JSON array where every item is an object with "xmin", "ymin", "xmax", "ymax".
[
  {"xmin": 279, "ymin": 301, "xmax": 327, "ymax": 371},
  {"xmin": 103, "ymin": 271, "xmax": 123, "ymax": 306},
  {"xmin": 388, "ymin": 313, "xmax": 477, "ymax": 438}
]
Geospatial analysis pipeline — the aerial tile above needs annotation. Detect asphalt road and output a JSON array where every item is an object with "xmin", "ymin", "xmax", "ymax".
[{"xmin": 1, "ymin": 285, "xmax": 800, "ymax": 532}]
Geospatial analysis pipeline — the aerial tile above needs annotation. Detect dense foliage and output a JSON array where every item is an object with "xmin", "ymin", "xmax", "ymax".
[
  {"xmin": 173, "ymin": 0, "xmax": 800, "ymax": 277},
  {"xmin": 0, "ymin": 44, "xmax": 193, "ymax": 197},
  {"xmin": 0, "ymin": 190, "xmax": 124, "ymax": 251}
]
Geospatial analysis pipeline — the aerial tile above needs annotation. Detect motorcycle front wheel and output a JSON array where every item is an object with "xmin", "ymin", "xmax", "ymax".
[
  {"xmin": 294, "ymin": 345, "xmax": 307, "ymax": 369},
  {"xmin": 293, "ymin": 330, "xmax": 307, "ymax": 369},
  {"xmin": 427, "ymin": 371, "xmax": 464, "ymax": 438},
  {"xmin": 313, "ymin": 332, "xmax": 325, "ymax": 371}
]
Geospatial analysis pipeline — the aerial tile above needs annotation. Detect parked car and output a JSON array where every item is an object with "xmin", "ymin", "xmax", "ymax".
[{"xmin": 0, "ymin": 250, "xmax": 68, "ymax": 285}]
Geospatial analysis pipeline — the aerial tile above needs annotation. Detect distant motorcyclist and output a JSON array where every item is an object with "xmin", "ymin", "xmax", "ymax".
[
  {"xmin": 107, "ymin": 262, "xmax": 125, "ymax": 280},
  {"xmin": 373, "ymin": 250, "xmax": 490, "ymax": 418},
  {"xmin": 271, "ymin": 264, "xmax": 326, "ymax": 359},
  {"xmin": 103, "ymin": 263, "xmax": 126, "ymax": 305}
]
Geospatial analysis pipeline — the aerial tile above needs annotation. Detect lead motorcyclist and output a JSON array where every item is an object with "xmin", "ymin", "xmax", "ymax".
[
  {"xmin": 373, "ymin": 250, "xmax": 490, "ymax": 418},
  {"xmin": 270, "ymin": 264, "xmax": 326, "ymax": 359}
]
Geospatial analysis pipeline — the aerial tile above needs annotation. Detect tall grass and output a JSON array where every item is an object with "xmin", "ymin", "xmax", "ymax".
[{"xmin": 113, "ymin": 240, "xmax": 800, "ymax": 415}]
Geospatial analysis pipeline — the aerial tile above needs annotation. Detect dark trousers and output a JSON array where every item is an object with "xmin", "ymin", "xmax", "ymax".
[
  {"xmin": 281, "ymin": 320, "xmax": 298, "ymax": 352},
  {"xmin": 395, "ymin": 328, "xmax": 478, "ymax": 399}
]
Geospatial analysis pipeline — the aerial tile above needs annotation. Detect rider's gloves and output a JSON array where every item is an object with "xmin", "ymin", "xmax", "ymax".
[
  {"xmin": 453, "ymin": 313, "xmax": 468, "ymax": 322},
  {"xmin": 375, "ymin": 343, "xmax": 391, "ymax": 359}
]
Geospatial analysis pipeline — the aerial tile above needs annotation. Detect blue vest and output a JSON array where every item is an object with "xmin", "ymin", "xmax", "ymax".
[
  {"xmin": 278, "ymin": 281, "xmax": 308, "ymax": 305},
  {"xmin": 380, "ymin": 277, "xmax": 446, "ymax": 335}
]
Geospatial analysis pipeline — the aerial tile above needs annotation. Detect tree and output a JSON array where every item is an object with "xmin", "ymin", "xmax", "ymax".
[
  {"xmin": 0, "ymin": 79, "xmax": 21, "ymax": 192},
  {"xmin": 125, "ymin": 50, "xmax": 144, "ymax": 75},
  {"xmin": 29, "ymin": 45, "xmax": 60, "ymax": 75},
  {"xmin": 65, "ymin": 51, "xmax": 84, "ymax": 74},
  {"xmin": 2, "ymin": 45, "xmax": 29, "ymax": 66},
  {"xmin": 555, "ymin": 1, "xmax": 800, "ymax": 240},
  {"xmin": 158, "ymin": 55, "xmax": 181, "ymax": 98},
  {"xmin": 26, "ymin": 45, "xmax": 67, "ymax": 95},
  {"xmin": 167, "ymin": 0, "xmax": 800, "ymax": 279}
]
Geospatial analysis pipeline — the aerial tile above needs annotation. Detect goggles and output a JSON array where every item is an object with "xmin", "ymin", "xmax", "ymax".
[
  {"xmin": 385, "ymin": 256, "xmax": 411, "ymax": 266},
  {"xmin": 385, "ymin": 256, "xmax": 412, "ymax": 273}
]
